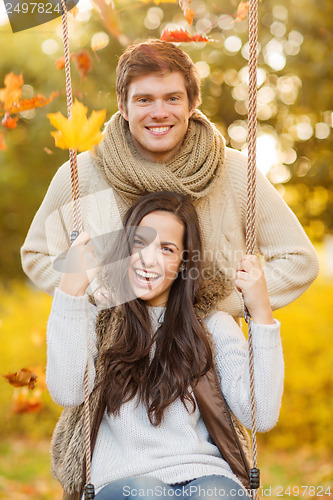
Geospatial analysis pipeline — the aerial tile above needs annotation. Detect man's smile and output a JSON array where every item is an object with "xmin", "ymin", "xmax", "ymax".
[{"xmin": 146, "ymin": 126, "xmax": 173, "ymax": 135}]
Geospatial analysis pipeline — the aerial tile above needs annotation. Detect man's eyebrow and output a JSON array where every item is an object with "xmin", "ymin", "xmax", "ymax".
[{"xmin": 131, "ymin": 90, "xmax": 186, "ymax": 99}]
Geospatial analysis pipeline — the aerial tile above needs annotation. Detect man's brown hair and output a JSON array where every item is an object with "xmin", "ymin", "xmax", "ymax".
[{"xmin": 116, "ymin": 39, "xmax": 202, "ymax": 112}]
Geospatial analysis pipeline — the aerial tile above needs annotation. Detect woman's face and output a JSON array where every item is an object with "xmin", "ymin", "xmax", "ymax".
[{"xmin": 129, "ymin": 210, "xmax": 184, "ymax": 307}]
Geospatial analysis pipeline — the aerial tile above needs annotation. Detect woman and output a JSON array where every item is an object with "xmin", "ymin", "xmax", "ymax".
[{"xmin": 46, "ymin": 191, "xmax": 284, "ymax": 499}]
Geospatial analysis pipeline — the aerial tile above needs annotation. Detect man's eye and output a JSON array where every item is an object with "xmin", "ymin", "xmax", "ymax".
[
  {"xmin": 137, "ymin": 98, "xmax": 149, "ymax": 103},
  {"xmin": 169, "ymin": 96, "xmax": 179, "ymax": 102}
]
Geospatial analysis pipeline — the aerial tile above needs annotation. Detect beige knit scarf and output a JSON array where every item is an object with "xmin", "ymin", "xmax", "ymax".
[{"xmin": 90, "ymin": 109, "xmax": 225, "ymax": 213}]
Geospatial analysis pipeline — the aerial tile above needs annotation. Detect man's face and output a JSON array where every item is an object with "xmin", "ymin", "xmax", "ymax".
[{"xmin": 118, "ymin": 72, "xmax": 195, "ymax": 163}]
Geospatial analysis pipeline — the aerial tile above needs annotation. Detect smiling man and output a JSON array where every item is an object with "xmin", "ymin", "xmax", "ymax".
[{"xmin": 21, "ymin": 39, "xmax": 319, "ymax": 317}]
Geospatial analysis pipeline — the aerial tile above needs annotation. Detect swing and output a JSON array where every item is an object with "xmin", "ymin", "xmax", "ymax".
[{"xmin": 58, "ymin": 1, "xmax": 261, "ymax": 498}]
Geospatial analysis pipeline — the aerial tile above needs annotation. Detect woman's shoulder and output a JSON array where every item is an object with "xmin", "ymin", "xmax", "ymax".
[{"xmin": 204, "ymin": 309, "xmax": 241, "ymax": 332}]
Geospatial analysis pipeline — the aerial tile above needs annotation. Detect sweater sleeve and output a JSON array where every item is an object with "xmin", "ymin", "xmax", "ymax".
[
  {"xmin": 46, "ymin": 288, "xmax": 98, "ymax": 407},
  {"xmin": 218, "ymin": 148, "xmax": 319, "ymax": 317},
  {"xmin": 205, "ymin": 310, "xmax": 284, "ymax": 432}
]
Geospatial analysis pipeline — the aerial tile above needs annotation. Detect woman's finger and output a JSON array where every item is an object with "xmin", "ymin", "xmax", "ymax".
[{"xmin": 71, "ymin": 231, "xmax": 91, "ymax": 247}]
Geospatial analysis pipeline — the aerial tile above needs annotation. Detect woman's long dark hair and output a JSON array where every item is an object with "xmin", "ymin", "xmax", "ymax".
[{"xmin": 98, "ymin": 191, "xmax": 213, "ymax": 425}]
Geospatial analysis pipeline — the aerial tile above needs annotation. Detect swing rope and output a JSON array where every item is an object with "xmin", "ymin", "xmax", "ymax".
[
  {"xmin": 60, "ymin": 2, "xmax": 94, "ymax": 498},
  {"xmin": 59, "ymin": 1, "xmax": 260, "ymax": 498},
  {"xmin": 246, "ymin": 1, "xmax": 260, "ymax": 498}
]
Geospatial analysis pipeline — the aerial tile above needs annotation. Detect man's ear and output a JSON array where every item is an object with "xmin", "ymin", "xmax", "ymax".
[
  {"xmin": 188, "ymin": 104, "xmax": 197, "ymax": 118},
  {"xmin": 117, "ymin": 96, "xmax": 128, "ymax": 121}
]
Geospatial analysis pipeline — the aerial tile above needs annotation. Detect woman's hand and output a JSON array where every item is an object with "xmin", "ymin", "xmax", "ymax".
[
  {"xmin": 235, "ymin": 255, "xmax": 274, "ymax": 325},
  {"xmin": 59, "ymin": 232, "xmax": 100, "ymax": 297}
]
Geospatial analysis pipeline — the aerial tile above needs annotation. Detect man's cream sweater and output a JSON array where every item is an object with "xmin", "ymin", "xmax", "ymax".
[{"xmin": 21, "ymin": 147, "xmax": 319, "ymax": 317}]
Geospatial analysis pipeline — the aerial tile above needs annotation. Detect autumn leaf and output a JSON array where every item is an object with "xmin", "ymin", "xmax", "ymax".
[
  {"xmin": 179, "ymin": 0, "xmax": 195, "ymax": 25},
  {"xmin": 55, "ymin": 53, "xmax": 74, "ymax": 70},
  {"xmin": 3, "ymin": 368, "xmax": 38, "ymax": 389},
  {"xmin": 91, "ymin": 32, "xmax": 110, "ymax": 52},
  {"xmin": 73, "ymin": 50, "xmax": 93, "ymax": 79},
  {"xmin": 235, "ymin": 1, "xmax": 249, "ymax": 22},
  {"xmin": 12, "ymin": 388, "xmax": 42, "ymax": 414},
  {"xmin": 2, "ymin": 112, "xmax": 18, "ymax": 129},
  {"xmin": 0, "ymin": 132, "xmax": 6, "ymax": 151},
  {"xmin": 0, "ymin": 72, "xmax": 24, "ymax": 110},
  {"xmin": 47, "ymin": 99, "xmax": 106, "ymax": 152},
  {"xmin": 160, "ymin": 27, "xmax": 209, "ymax": 43}
]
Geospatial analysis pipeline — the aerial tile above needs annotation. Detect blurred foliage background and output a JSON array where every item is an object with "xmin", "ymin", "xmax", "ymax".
[{"xmin": 0, "ymin": 0, "xmax": 332, "ymax": 498}]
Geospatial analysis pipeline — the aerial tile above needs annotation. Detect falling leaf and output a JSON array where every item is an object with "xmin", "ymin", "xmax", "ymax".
[
  {"xmin": 160, "ymin": 27, "xmax": 209, "ymax": 43},
  {"xmin": 55, "ymin": 53, "xmax": 74, "ymax": 70},
  {"xmin": 2, "ymin": 112, "xmax": 18, "ymax": 129},
  {"xmin": 91, "ymin": 0, "xmax": 124, "ymax": 42},
  {"xmin": 69, "ymin": 5, "xmax": 79, "ymax": 17},
  {"xmin": 0, "ymin": 73, "xmax": 24, "ymax": 110},
  {"xmin": 91, "ymin": 32, "xmax": 110, "ymax": 52},
  {"xmin": 12, "ymin": 388, "xmax": 42, "ymax": 414},
  {"xmin": 0, "ymin": 132, "xmax": 6, "ymax": 151},
  {"xmin": 72, "ymin": 50, "xmax": 93, "ymax": 79},
  {"xmin": 44, "ymin": 147, "xmax": 54, "ymax": 154},
  {"xmin": 3, "ymin": 368, "xmax": 38, "ymax": 389},
  {"xmin": 179, "ymin": 0, "xmax": 195, "ymax": 25},
  {"xmin": 8, "ymin": 92, "xmax": 59, "ymax": 114},
  {"xmin": 47, "ymin": 99, "xmax": 106, "ymax": 152},
  {"xmin": 235, "ymin": 1, "xmax": 249, "ymax": 22}
]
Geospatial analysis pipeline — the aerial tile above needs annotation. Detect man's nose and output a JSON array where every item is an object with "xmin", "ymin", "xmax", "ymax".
[{"xmin": 150, "ymin": 100, "xmax": 169, "ymax": 119}]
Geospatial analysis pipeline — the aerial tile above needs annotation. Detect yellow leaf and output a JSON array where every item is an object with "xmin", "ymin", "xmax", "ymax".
[{"xmin": 47, "ymin": 99, "xmax": 106, "ymax": 152}]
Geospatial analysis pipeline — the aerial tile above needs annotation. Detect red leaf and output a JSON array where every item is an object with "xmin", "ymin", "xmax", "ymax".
[
  {"xmin": 2, "ymin": 112, "xmax": 18, "ymax": 129},
  {"xmin": 72, "ymin": 50, "xmax": 93, "ymax": 79},
  {"xmin": 160, "ymin": 27, "xmax": 208, "ymax": 43}
]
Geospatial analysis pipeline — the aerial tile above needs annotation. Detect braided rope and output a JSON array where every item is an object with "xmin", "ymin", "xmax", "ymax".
[
  {"xmin": 246, "ymin": 1, "xmax": 259, "ymax": 499},
  {"xmin": 60, "ymin": 1, "xmax": 92, "ymax": 495}
]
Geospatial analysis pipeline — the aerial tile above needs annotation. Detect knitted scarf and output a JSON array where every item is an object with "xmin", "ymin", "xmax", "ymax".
[
  {"xmin": 50, "ymin": 269, "xmax": 249, "ymax": 497},
  {"xmin": 90, "ymin": 109, "xmax": 225, "ymax": 213}
]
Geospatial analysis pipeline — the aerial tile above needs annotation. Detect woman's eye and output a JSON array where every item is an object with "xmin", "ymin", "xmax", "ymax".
[
  {"xmin": 133, "ymin": 239, "xmax": 145, "ymax": 247},
  {"xmin": 162, "ymin": 246, "xmax": 173, "ymax": 253}
]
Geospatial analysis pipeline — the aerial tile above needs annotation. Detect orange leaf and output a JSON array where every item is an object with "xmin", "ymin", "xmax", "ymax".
[
  {"xmin": 55, "ymin": 53, "xmax": 74, "ymax": 70},
  {"xmin": 179, "ymin": 0, "xmax": 195, "ymax": 25},
  {"xmin": 2, "ymin": 112, "xmax": 18, "ymax": 129},
  {"xmin": 12, "ymin": 389, "xmax": 42, "ymax": 414},
  {"xmin": 0, "ymin": 72, "xmax": 24, "ymax": 110},
  {"xmin": 9, "ymin": 92, "xmax": 59, "ymax": 114},
  {"xmin": 0, "ymin": 132, "xmax": 6, "ymax": 151},
  {"xmin": 235, "ymin": 1, "xmax": 249, "ymax": 22},
  {"xmin": 72, "ymin": 50, "xmax": 93, "ymax": 79},
  {"xmin": 3, "ymin": 368, "xmax": 38, "ymax": 389},
  {"xmin": 160, "ymin": 27, "xmax": 208, "ymax": 43}
]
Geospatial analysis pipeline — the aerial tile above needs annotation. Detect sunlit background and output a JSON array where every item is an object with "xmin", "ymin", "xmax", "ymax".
[{"xmin": 0, "ymin": 0, "xmax": 332, "ymax": 498}]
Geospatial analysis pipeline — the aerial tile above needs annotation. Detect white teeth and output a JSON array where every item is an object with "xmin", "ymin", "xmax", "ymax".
[
  {"xmin": 135, "ymin": 269, "xmax": 160, "ymax": 280},
  {"xmin": 148, "ymin": 126, "xmax": 170, "ymax": 133}
]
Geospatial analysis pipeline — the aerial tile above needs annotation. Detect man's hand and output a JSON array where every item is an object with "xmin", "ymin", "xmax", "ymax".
[
  {"xmin": 235, "ymin": 255, "xmax": 274, "ymax": 325},
  {"xmin": 59, "ymin": 232, "xmax": 100, "ymax": 296}
]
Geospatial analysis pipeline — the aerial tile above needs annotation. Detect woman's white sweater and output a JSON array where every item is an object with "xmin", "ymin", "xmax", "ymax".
[{"xmin": 46, "ymin": 288, "xmax": 284, "ymax": 494}]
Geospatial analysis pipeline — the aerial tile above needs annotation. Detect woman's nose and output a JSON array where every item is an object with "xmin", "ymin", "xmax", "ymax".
[{"xmin": 140, "ymin": 244, "xmax": 158, "ymax": 268}]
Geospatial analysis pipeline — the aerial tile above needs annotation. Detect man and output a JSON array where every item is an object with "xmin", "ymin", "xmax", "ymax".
[{"xmin": 21, "ymin": 39, "xmax": 319, "ymax": 317}]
